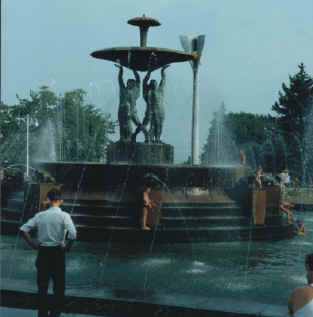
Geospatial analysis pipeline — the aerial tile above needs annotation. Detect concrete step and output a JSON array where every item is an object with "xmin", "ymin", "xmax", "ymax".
[
  {"xmin": 74, "ymin": 223, "xmax": 295, "ymax": 243},
  {"xmin": 0, "ymin": 218, "xmax": 295, "ymax": 243},
  {"xmin": 160, "ymin": 215, "xmax": 248, "ymax": 226},
  {"xmin": 10, "ymin": 191, "xmax": 25, "ymax": 199},
  {"xmin": 5, "ymin": 198, "xmax": 25, "ymax": 211},
  {"xmin": 1, "ymin": 208, "xmax": 25, "ymax": 221},
  {"xmin": 71, "ymin": 213, "xmax": 248, "ymax": 227},
  {"xmin": 1, "ymin": 219, "xmax": 23, "ymax": 235},
  {"xmin": 162, "ymin": 206, "xmax": 241, "ymax": 216},
  {"xmin": 72, "ymin": 214, "xmax": 137, "ymax": 227},
  {"xmin": 63, "ymin": 204, "xmax": 242, "ymax": 217},
  {"xmin": 73, "ymin": 223, "xmax": 283, "ymax": 233},
  {"xmin": 63, "ymin": 200, "xmax": 239, "ymax": 209}
]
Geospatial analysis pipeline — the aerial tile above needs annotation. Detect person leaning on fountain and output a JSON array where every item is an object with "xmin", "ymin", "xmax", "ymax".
[
  {"xmin": 279, "ymin": 200, "xmax": 306, "ymax": 234},
  {"xmin": 255, "ymin": 166, "xmax": 263, "ymax": 190},
  {"xmin": 280, "ymin": 201, "xmax": 295, "ymax": 224},
  {"xmin": 115, "ymin": 64, "xmax": 141, "ymax": 142},
  {"xmin": 286, "ymin": 254, "xmax": 313, "ymax": 316},
  {"xmin": 19, "ymin": 188, "xmax": 77, "ymax": 317},
  {"xmin": 279, "ymin": 169, "xmax": 290, "ymax": 195}
]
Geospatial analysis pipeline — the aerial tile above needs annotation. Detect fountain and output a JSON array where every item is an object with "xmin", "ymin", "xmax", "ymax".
[
  {"xmin": 0, "ymin": 14, "xmax": 306, "ymax": 317},
  {"xmin": 202, "ymin": 103, "xmax": 239, "ymax": 165},
  {"xmin": 91, "ymin": 15, "xmax": 193, "ymax": 72},
  {"xmin": 1, "ymin": 15, "xmax": 295, "ymax": 243}
]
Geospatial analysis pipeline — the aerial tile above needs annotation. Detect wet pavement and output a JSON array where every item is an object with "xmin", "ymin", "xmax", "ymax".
[
  {"xmin": 0, "ymin": 229, "xmax": 299, "ymax": 317},
  {"xmin": 0, "ymin": 306, "xmax": 94, "ymax": 317}
]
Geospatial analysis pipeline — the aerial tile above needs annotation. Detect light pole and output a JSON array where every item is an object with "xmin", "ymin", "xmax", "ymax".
[
  {"xmin": 0, "ymin": 0, "xmax": 2, "ymax": 103},
  {"xmin": 180, "ymin": 35, "xmax": 205, "ymax": 165}
]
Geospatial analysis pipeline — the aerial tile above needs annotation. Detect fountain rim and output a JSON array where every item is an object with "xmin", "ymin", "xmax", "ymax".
[
  {"xmin": 90, "ymin": 46, "xmax": 194, "ymax": 71},
  {"xmin": 34, "ymin": 160, "xmax": 249, "ymax": 170},
  {"xmin": 90, "ymin": 46, "xmax": 194, "ymax": 57}
]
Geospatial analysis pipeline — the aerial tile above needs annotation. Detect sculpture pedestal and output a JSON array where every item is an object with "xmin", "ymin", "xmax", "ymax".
[{"xmin": 107, "ymin": 141, "xmax": 174, "ymax": 164}]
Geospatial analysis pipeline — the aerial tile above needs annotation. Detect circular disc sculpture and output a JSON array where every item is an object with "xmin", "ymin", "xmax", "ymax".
[
  {"xmin": 91, "ymin": 46, "xmax": 193, "ymax": 72},
  {"xmin": 91, "ymin": 15, "xmax": 193, "ymax": 72},
  {"xmin": 91, "ymin": 15, "xmax": 194, "ymax": 164}
]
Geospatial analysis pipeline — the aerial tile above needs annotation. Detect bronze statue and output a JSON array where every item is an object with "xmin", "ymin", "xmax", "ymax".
[
  {"xmin": 143, "ymin": 65, "xmax": 169, "ymax": 143},
  {"xmin": 115, "ymin": 64, "xmax": 140, "ymax": 142}
]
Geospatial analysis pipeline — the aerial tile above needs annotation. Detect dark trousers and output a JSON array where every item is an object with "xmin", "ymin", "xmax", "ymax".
[{"xmin": 36, "ymin": 246, "xmax": 65, "ymax": 317}]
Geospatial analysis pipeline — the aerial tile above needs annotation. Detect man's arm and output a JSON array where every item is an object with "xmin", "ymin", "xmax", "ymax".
[
  {"xmin": 133, "ymin": 69, "xmax": 140, "ymax": 85},
  {"xmin": 63, "ymin": 214, "xmax": 77, "ymax": 252},
  {"xmin": 143, "ymin": 70, "xmax": 151, "ymax": 101},
  {"xmin": 115, "ymin": 64, "xmax": 125, "ymax": 88},
  {"xmin": 20, "ymin": 216, "xmax": 38, "ymax": 249},
  {"xmin": 60, "ymin": 238, "xmax": 75, "ymax": 252},
  {"xmin": 20, "ymin": 231, "xmax": 39, "ymax": 250},
  {"xmin": 133, "ymin": 69, "xmax": 140, "ymax": 99},
  {"xmin": 159, "ymin": 65, "xmax": 169, "ymax": 88}
]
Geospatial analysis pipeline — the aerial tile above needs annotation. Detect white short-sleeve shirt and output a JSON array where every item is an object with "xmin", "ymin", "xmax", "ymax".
[{"xmin": 20, "ymin": 206, "xmax": 77, "ymax": 247}]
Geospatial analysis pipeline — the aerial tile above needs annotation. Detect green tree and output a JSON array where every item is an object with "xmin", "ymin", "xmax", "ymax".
[
  {"xmin": 0, "ymin": 87, "xmax": 115, "ymax": 164},
  {"xmin": 271, "ymin": 63, "xmax": 313, "ymax": 176},
  {"xmin": 225, "ymin": 112, "xmax": 269, "ymax": 169},
  {"xmin": 201, "ymin": 107, "xmax": 269, "ymax": 168},
  {"xmin": 272, "ymin": 63, "xmax": 313, "ymax": 139},
  {"xmin": 225, "ymin": 112, "xmax": 268, "ymax": 146},
  {"xmin": 60, "ymin": 89, "xmax": 115, "ymax": 161}
]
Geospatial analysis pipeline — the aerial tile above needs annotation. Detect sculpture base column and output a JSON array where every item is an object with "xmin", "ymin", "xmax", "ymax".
[{"xmin": 107, "ymin": 141, "xmax": 174, "ymax": 164}]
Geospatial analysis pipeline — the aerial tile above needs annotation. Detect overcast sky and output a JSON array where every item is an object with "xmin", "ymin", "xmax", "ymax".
[{"xmin": 2, "ymin": 0, "xmax": 313, "ymax": 162}]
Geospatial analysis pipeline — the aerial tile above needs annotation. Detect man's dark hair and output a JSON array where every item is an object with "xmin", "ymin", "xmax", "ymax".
[
  {"xmin": 46, "ymin": 188, "xmax": 62, "ymax": 202},
  {"xmin": 306, "ymin": 254, "xmax": 313, "ymax": 271}
]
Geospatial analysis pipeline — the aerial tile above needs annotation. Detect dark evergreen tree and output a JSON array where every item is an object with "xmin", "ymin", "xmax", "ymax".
[
  {"xmin": 272, "ymin": 63, "xmax": 313, "ymax": 138},
  {"xmin": 261, "ymin": 119, "xmax": 287, "ymax": 174},
  {"xmin": 271, "ymin": 63, "xmax": 313, "ymax": 177}
]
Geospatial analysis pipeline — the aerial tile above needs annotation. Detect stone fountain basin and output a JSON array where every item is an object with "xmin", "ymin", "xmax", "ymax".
[
  {"xmin": 36, "ymin": 162, "xmax": 251, "ymax": 200},
  {"xmin": 1, "ymin": 162, "xmax": 296, "ymax": 245}
]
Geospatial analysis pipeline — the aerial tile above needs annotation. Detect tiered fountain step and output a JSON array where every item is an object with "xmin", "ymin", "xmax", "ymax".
[
  {"xmin": 0, "ymin": 163, "xmax": 296, "ymax": 243},
  {"xmin": 1, "ymin": 190, "xmax": 25, "ymax": 235},
  {"xmin": 286, "ymin": 188, "xmax": 313, "ymax": 211},
  {"xmin": 0, "ymin": 188, "xmax": 295, "ymax": 243},
  {"xmin": 73, "ymin": 223, "xmax": 294, "ymax": 243},
  {"xmin": 59, "ymin": 197, "xmax": 294, "ymax": 243}
]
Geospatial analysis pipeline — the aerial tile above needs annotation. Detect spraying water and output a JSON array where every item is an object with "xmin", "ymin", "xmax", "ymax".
[
  {"xmin": 33, "ymin": 120, "xmax": 57, "ymax": 162},
  {"xmin": 203, "ymin": 103, "xmax": 239, "ymax": 165}
]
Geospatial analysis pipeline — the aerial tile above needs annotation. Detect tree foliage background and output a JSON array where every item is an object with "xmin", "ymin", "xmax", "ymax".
[
  {"xmin": 0, "ymin": 86, "xmax": 115, "ymax": 164},
  {"xmin": 201, "ymin": 63, "xmax": 313, "ymax": 179},
  {"xmin": 201, "ymin": 104, "xmax": 269, "ymax": 169},
  {"xmin": 2, "ymin": 63, "xmax": 313, "ymax": 180},
  {"xmin": 271, "ymin": 63, "xmax": 313, "ymax": 179}
]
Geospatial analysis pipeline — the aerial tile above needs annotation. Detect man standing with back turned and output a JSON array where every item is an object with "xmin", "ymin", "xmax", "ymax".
[{"xmin": 20, "ymin": 188, "xmax": 77, "ymax": 317}]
